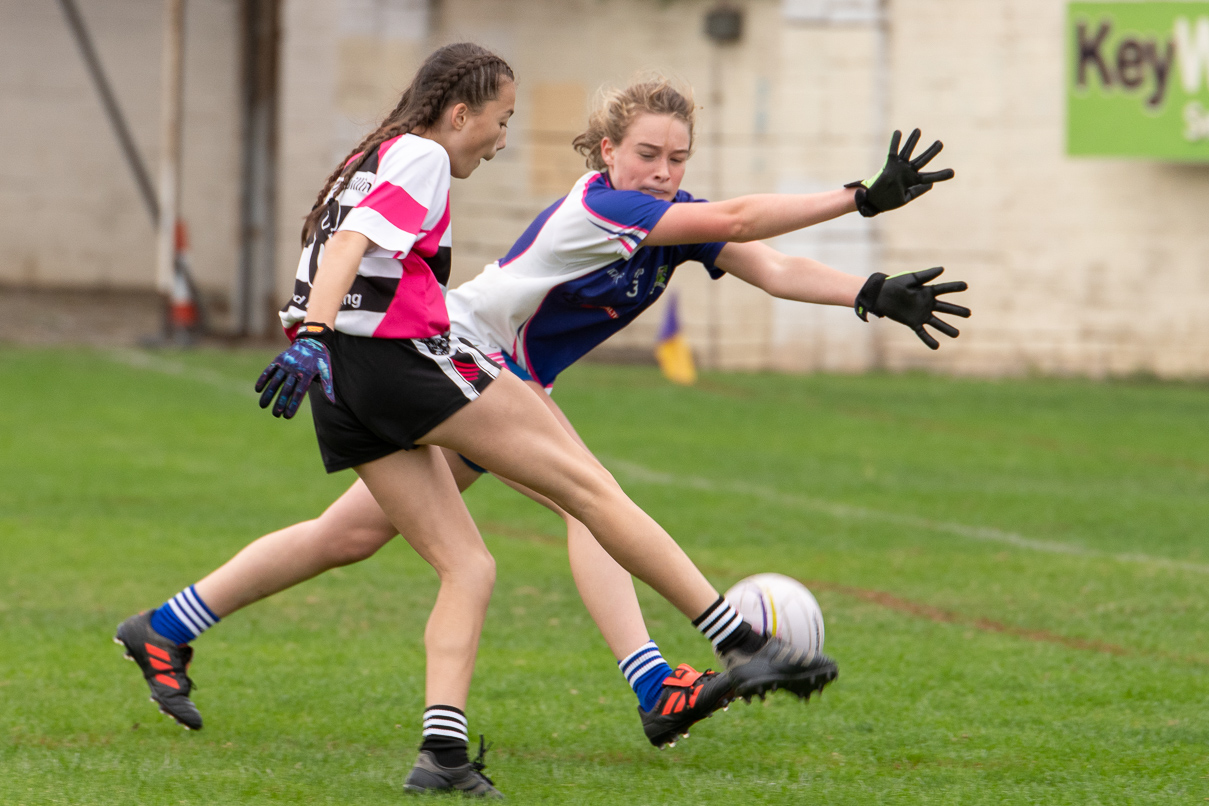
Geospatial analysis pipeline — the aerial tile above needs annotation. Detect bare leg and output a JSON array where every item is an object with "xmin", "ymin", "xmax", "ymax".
[
  {"xmin": 439, "ymin": 382, "xmax": 653, "ymax": 661},
  {"xmin": 193, "ymin": 480, "xmax": 396, "ymax": 617},
  {"xmin": 564, "ymin": 518, "xmax": 650, "ymax": 659},
  {"xmin": 193, "ymin": 375, "xmax": 651, "ymax": 663},
  {"xmin": 484, "ymin": 469, "xmax": 650, "ymax": 660},
  {"xmin": 192, "ymin": 377, "xmax": 653, "ymax": 665},
  {"xmin": 421, "ymin": 370, "xmax": 720, "ymax": 620},
  {"xmin": 356, "ymin": 446, "xmax": 496, "ymax": 709}
]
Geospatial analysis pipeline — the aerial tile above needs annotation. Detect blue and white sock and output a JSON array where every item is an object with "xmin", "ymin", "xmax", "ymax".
[
  {"xmin": 618, "ymin": 641, "xmax": 674, "ymax": 713},
  {"xmin": 149, "ymin": 585, "xmax": 219, "ymax": 645}
]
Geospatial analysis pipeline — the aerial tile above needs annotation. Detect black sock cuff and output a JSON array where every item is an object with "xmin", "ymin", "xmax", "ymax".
[
  {"xmin": 692, "ymin": 595, "xmax": 726, "ymax": 627},
  {"xmin": 423, "ymin": 704, "xmax": 466, "ymax": 716},
  {"xmin": 420, "ymin": 734, "xmax": 467, "ymax": 750},
  {"xmin": 716, "ymin": 619, "xmax": 763, "ymax": 654},
  {"xmin": 420, "ymin": 735, "xmax": 470, "ymax": 768}
]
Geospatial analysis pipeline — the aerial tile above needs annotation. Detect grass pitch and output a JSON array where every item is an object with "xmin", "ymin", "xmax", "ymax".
[{"xmin": 1, "ymin": 347, "xmax": 1206, "ymax": 804}]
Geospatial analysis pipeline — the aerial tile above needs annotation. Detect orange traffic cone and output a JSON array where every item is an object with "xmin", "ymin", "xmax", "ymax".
[{"xmin": 169, "ymin": 220, "xmax": 200, "ymax": 339}]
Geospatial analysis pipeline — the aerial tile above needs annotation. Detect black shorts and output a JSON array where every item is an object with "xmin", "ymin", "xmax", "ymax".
[{"xmin": 307, "ymin": 331, "xmax": 501, "ymax": 473}]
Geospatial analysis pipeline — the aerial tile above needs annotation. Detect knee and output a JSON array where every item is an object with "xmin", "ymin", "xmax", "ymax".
[
  {"xmin": 443, "ymin": 546, "xmax": 496, "ymax": 592},
  {"xmin": 321, "ymin": 523, "xmax": 394, "ymax": 566},
  {"xmin": 563, "ymin": 463, "xmax": 625, "ymax": 521},
  {"xmin": 471, "ymin": 548, "xmax": 497, "ymax": 589}
]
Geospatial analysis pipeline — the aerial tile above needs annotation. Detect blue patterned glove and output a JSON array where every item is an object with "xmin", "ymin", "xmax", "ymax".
[{"xmin": 255, "ymin": 322, "xmax": 336, "ymax": 419}]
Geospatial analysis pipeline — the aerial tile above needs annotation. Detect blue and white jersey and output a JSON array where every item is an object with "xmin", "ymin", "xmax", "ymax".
[{"xmin": 447, "ymin": 171, "xmax": 724, "ymax": 385}]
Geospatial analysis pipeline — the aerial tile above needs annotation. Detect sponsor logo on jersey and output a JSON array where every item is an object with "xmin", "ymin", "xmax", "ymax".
[
  {"xmin": 654, "ymin": 264, "xmax": 670, "ymax": 290},
  {"xmin": 421, "ymin": 335, "xmax": 452, "ymax": 355}
]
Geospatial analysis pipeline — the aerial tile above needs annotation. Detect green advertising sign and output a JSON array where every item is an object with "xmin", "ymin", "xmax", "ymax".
[{"xmin": 1068, "ymin": 2, "xmax": 1209, "ymax": 160}]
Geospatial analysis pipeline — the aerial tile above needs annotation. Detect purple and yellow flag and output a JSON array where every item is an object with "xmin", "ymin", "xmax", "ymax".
[{"xmin": 655, "ymin": 293, "xmax": 696, "ymax": 385}]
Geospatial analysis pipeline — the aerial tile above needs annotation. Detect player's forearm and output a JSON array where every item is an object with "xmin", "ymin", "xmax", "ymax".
[
  {"xmin": 724, "ymin": 188, "xmax": 858, "ymax": 242},
  {"xmin": 305, "ymin": 231, "xmax": 371, "ymax": 326},
  {"xmin": 762, "ymin": 256, "xmax": 866, "ymax": 307}
]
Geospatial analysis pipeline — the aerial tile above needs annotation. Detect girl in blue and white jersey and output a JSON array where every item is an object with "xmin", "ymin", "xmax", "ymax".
[{"xmin": 117, "ymin": 77, "xmax": 966, "ymax": 765}]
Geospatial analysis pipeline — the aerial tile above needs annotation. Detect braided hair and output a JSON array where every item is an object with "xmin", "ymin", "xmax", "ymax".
[{"xmin": 301, "ymin": 43, "xmax": 514, "ymax": 245}]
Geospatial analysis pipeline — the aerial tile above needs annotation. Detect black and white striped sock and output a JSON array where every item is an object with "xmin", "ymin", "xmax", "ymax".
[
  {"xmin": 420, "ymin": 705, "xmax": 469, "ymax": 768},
  {"xmin": 693, "ymin": 595, "xmax": 761, "ymax": 654}
]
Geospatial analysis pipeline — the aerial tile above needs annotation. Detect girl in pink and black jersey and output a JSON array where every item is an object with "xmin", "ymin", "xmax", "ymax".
[{"xmin": 117, "ymin": 47, "xmax": 851, "ymax": 797}]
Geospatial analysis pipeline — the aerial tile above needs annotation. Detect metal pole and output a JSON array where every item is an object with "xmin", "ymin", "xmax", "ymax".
[
  {"xmin": 56, "ymin": 0, "xmax": 159, "ymax": 226},
  {"xmin": 156, "ymin": 0, "xmax": 186, "ymax": 298},
  {"xmin": 707, "ymin": 44, "xmax": 723, "ymax": 370},
  {"xmin": 237, "ymin": 0, "xmax": 280, "ymax": 336},
  {"xmin": 869, "ymin": 0, "xmax": 890, "ymax": 370},
  {"xmin": 703, "ymin": 5, "xmax": 741, "ymax": 370}
]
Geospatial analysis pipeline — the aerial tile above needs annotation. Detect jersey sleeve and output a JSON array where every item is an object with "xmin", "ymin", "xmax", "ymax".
[
  {"xmin": 337, "ymin": 138, "xmax": 451, "ymax": 255},
  {"xmin": 579, "ymin": 181, "xmax": 674, "ymax": 258},
  {"xmin": 688, "ymin": 241, "xmax": 727, "ymax": 279},
  {"xmin": 670, "ymin": 190, "xmax": 725, "ymax": 278}
]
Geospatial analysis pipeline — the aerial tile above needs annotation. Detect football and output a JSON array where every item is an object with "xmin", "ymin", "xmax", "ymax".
[{"xmin": 724, "ymin": 573, "xmax": 824, "ymax": 659}]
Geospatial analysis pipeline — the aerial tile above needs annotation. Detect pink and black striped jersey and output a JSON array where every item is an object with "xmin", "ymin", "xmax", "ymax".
[{"xmin": 281, "ymin": 133, "xmax": 453, "ymax": 339}]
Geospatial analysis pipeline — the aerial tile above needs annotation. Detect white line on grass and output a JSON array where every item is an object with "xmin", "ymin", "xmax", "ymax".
[
  {"xmin": 106, "ymin": 350, "xmax": 1209, "ymax": 577},
  {"xmin": 107, "ymin": 349, "xmax": 260, "ymax": 400},
  {"xmin": 603, "ymin": 457, "xmax": 1209, "ymax": 576}
]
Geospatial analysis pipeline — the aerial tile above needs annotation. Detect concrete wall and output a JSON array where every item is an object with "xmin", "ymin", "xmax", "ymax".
[
  {"xmin": 6, "ymin": 0, "xmax": 1209, "ymax": 376},
  {"xmin": 0, "ymin": 0, "xmax": 241, "ymax": 318},
  {"xmin": 877, "ymin": 0, "xmax": 1209, "ymax": 378}
]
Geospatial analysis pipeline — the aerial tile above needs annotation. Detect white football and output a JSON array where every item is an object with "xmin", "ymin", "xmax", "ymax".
[{"xmin": 724, "ymin": 573, "xmax": 824, "ymax": 660}]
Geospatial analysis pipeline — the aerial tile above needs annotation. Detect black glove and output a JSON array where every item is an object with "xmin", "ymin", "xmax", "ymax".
[
  {"xmin": 255, "ymin": 322, "xmax": 336, "ymax": 418},
  {"xmin": 855, "ymin": 268, "xmax": 970, "ymax": 350},
  {"xmin": 845, "ymin": 129, "xmax": 954, "ymax": 217}
]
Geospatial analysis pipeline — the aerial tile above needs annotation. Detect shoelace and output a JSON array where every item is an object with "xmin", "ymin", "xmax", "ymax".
[{"xmin": 469, "ymin": 734, "xmax": 494, "ymax": 786}]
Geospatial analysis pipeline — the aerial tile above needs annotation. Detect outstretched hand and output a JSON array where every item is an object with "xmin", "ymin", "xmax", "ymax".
[
  {"xmin": 854, "ymin": 267, "xmax": 970, "ymax": 350},
  {"xmin": 254, "ymin": 328, "xmax": 336, "ymax": 419},
  {"xmin": 847, "ymin": 129, "xmax": 955, "ymax": 217}
]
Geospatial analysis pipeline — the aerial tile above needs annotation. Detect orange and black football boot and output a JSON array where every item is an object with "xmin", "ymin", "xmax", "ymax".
[
  {"xmin": 639, "ymin": 664, "xmax": 734, "ymax": 748},
  {"xmin": 114, "ymin": 611, "xmax": 202, "ymax": 730}
]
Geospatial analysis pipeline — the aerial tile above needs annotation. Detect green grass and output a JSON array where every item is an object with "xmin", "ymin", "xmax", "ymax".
[{"xmin": 2, "ymin": 347, "xmax": 1207, "ymax": 804}]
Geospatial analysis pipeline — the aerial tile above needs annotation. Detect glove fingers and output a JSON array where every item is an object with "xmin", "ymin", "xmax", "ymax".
[
  {"xmin": 934, "ymin": 300, "xmax": 972, "ymax": 318},
  {"xmin": 918, "ymin": 168, "xmax": 955, "ymax": 184},
  {"xmin": 913, "ymin": 266, "xmax": 945, "ymax": 284},
  {"xmin": 930, "ymin": 280, "xmax": 968, "ymax": 295},
  {"xmin": 887, "ymin": 129, "xmax": 902, "ymax": 157},
  {"xmin": 928, "ymin": 316, "xmax": 960, "ymax": 339},
  {"xmin": 910, "ymin": 139, "xmax": 943, "ymax": 169},
  {"xmin": 283, "ymin": 384, "xmax": 308, "ymax": 420},
  {"xmin": 318, "ymin": 359, "xmax": 336, "ymax": 403},
  {"xmin": 258, "ymin": 366, "xmax": 286, "ymax": 409},
  {"xmin": 255, "ymin": 361, "xmax": 281, "ymax": 395},
  {"xmin": 899, "ymin": 128, "xmax": 921, "ymax": 160},
  {"xmin": 914, "ymin": 325, "xmax": 940, "ymax": 350},
  {"xmin": 272, "ymin": 374, "xmax": 300, "ymax": 418}
]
